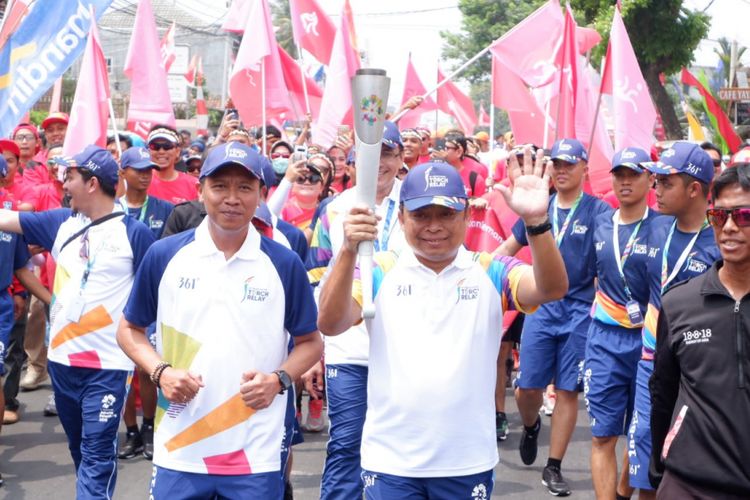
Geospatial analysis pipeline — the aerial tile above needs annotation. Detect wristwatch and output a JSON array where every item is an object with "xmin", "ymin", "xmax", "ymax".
[
  {"xmin": 526, "ymin": 218, "xmax": 552, "ymax": 236},
  {"xmin": 273, "ymin": 370, "xmax": 293, "ymax": 394}
]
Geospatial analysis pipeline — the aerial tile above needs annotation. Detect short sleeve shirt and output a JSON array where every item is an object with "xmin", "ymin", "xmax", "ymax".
[
  {"xmin": 118, "ymin": 196, "xmax": 175, "ymax": 239},
  {"xmin": 123, "ymin": 220, "xmax": 317, "ymax": 475},
  {"xmin": 19, "ymin": 208, "xmax": 155, "ymax": 370},
  {"xmin": 512, "ymin": 192, "xmax": 612, "ymax": 303},
  {"xmin": 356, "ymin": 247, "xmax": 534, "ymax": 477},
  {"xmin": 641, "ymin": 216, "xmax": 719, "ymax": 359},
  {"xmin": 148, "ymin": 172, "xmax": 199, "ymax": 205}
]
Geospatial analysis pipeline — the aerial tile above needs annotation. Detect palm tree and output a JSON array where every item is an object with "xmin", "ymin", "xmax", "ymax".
[{"xmin": 713, "ymin": 37, "xmax": 746, "ymax": 87}]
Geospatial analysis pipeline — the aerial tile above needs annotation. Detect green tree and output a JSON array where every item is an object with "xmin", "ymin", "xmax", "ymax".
[
  {"xmin": 570, "ymin": 0, "xmax": 710, "ymax": 139},
  {"xmin": 270, "ymin": 0, "xmax": 296, "ymax": 57},
  {"xmin": 713, "ymin": 37, "xmax": 746, "ymax": 87}
]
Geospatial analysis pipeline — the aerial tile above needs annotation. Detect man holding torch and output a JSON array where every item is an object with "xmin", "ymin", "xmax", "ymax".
[{"xmin": 317, "ymin": 149, "xmax": 568, "ymax": 497}]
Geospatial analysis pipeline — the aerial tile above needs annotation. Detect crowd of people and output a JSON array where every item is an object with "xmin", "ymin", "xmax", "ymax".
[{"xmin": 0, "ymin": 108, "xmax": 749, "ymax": 500}]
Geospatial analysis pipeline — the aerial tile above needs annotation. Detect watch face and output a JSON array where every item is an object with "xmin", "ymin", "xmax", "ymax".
[{"xmin": 277, "ymin": 370, "xmax": 292, "ymax": 388}]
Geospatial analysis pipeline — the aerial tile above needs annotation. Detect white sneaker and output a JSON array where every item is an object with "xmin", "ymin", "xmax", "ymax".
[
  {"xmin": 44, "ymin": 394, "xmax": 57, "ymax": 416},
  {"xmin": 20, "ymin": 367, "xmax": 48, "ymax": 391},
  {"xmin": 541, "ymin": 392, "xmax": 556, "ymax": 416}
]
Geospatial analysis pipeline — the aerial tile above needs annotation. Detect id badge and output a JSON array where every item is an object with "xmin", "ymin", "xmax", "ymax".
[
  {"xmin": 626, "ymin": 300, "xmax": 643, "ymax": 326},
  {"xmin": 65, "ymin": 294, "xmax": 86, "ymax": 323}
]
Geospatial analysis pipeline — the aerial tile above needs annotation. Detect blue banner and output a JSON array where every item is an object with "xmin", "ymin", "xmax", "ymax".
[{"xmin": 0, "ymin": 0, "xmax": 113, "ymax": 138}]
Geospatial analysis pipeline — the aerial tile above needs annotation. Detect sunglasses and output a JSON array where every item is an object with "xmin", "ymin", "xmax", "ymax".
[
  {"xmin": 186, "ymin": 166, "xmax": 201, "ymax": 173},
  {"xmin": 296, "ymin": 174, "xmax": 322, "ymax": 184},
  {"xmin": 270, "ymin": 152, "xmax": 290, "ymax": 159},
  {"xmin": 712, "ymin": 159, "xmax": 722, "ymax": 167},
  {"xmin": 148, "ymin": 142, "xmax": 176, "ymax": 151},
  {"xmin": 707, "ymin": 206, "xmax": 750, "ymax": 228}
]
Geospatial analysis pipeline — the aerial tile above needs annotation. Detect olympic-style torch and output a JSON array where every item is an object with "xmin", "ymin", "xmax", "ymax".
[{"xmin": 352, "ymin": 68, "xmax": 391, "ymax": 318}]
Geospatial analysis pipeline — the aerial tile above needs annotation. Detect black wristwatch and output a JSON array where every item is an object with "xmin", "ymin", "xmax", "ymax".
[
  {"xmin": 526, "ymin": 218, "xmax": 552, "ymax": 236},
  {"xmin": 273, "ymin": 370, "xmax": 293, "ymax": 394}
]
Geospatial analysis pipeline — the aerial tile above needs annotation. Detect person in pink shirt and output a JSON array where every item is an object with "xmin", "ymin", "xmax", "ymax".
[
  {"xmin": 145, "ymin": 125, "xmax": 199, "ymax": 205},
  {"xmin": 436, "ymin": 133, "xmax": 487, "ymax": 198},
  {"xmin": 33, "ymin": 112, "xmax": 69, "ymax": 166}
]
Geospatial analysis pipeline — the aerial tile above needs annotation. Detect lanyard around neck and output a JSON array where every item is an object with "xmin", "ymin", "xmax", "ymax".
[
  {"xmin": 660, "ymin": 219, "xmax": 709, "ymax": 293},
  {"xmin": 612, "ymin": 208, "xmax": 648, "ymax": 299},
  {"xmin": 552, "ymin": 191, "xmax": 583, "ymax": 247}
]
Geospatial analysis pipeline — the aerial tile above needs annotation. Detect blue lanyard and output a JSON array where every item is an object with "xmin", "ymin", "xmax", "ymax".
[
  {"xmin": 552, "ymin": 192, "xmax": 583, "ymax": 247},
  {"xmin": 612, "ymin": 208, "xmax": 647, "ymax": 300},
  {"xmin": 660, "ymin": 219, "xmax": 708, "ymax": 293},
  {"xmin": 119, "ymin": 196, "xmax": 149, "ymax": 223},
  {"xmin": 374, "ymin": 199, "xmax": 396, "ymax": 252}
]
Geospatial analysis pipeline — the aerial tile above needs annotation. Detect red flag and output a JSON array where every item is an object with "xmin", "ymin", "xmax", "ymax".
[
  {"xmin": 576, "ymin": 26, "xmax": 601, "ymax": 54},
  {"xmin": 160, "ymin": 21, "xmax": 176, "ymax": 73},
  {"xmin": 554, "ymin": 6, "xmax": 578, "ymax": 140},
  {"xmin": 600, "ymin": 7, "xmax": 656, "ymax": 152},
  {"xmin": 576, "ymin": 62, "xmax": 613, "ymax": 196},
  {"xmin": 184, "ymin": 54, "xmax": 198, "ymax": 86},
  {"xmin": 311, "ymin": 0, "xmax": 360, "ymax": 147},
  {"xmin": 290, "ymin": 0, "xmax": 336, "ymax": 65},
  {"xmin": 399, "ymin": 54, "xmax": 437, "ymax": 129},
  {"xmin": 437, "ymin": 67, "xmax": 477, "ymax": 134},
  {"xmin": 63, "ymin": 7, "xmax": 109, "ymax": 156},
  {"xmin": 195, "ymin": 84, "xmax": 208, "ymax": 135},
  {"xmin": 124, "ymin": 0, "xmax": 175, "ymax": 138},
  {"xmin": 492, "ymin": 55, "xmax": 551, "ymax": 145},
  {"xmin": 278, "ymin": 44, "xmax": 323, "ymax": 117},
  {"xmin": 478, "ymin": 103, "xmax": 491, "ymax": 127},
  {"xmin": 229, "ymin": 0, "xmax": 294, "ymax": 127},
  {"xmin": 681, "ymin": 67, "xmax": 742, "ymax": 153}
]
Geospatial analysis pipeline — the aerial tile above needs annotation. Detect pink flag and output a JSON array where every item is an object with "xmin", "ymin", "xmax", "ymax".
[
  {"xmin": 195, "ymin": 84, "xmax": 208, "ymax": 135},
  {"xmin": 63, "ymin": 8, "xmax": 109, "ymax": 156},
  {"xmin": 124, "ymin": 0, "xmax": 175, "ymax": 138},
  {"xmin": 437, "ymin": 67, "xmax": 477, "ymax": 134},
  {"xmin": 290, "ymin": 0, "xmax": 336, "ymax": 65},
  {"xmin": 478, "ymin": 103, "xmax": 490, "ymax": 127},
  {"xmin": 49, "ymin": 77, "xmax": 62, "ymax": 113},
  {"xmin": 492, "ymin": 55, "xmax": 551, "ymax": 145},
  {"xmin": 554, "ymin": 6, "xmax": 578, "ymax": 141},
  {"xmin": 229, "ymin": 0, "xmax": 294, "ymax": 127},
  {"xmin": 278, "ymin": 44, "xmax": 323, "ymax": 118},
  {"xmin": 576, "ymin": 62, "xmax": 613, "ymax": 195},
  {"xmin": 160, "ymin": 21, "xmax": 176, "ymax": 73},
  {"xmin": 221, "ymin": 0, "xmax": 253, "ymax": 33},
  {"xmin": 490, "ymin": 0, "xmax": 565, "ymax": 89},
  {"xmin": 399, "ymin": 54, "xmax": 437, "ymax": 129},
  {"xmin": 600, "ymin": 7, "xmax": 656, "ymax": 151},
  {"xmin": 311, "ymin": 0, "xmax": 360, "ymax": 147},
  {"xmin": 0, "ymin": 0, "xmax": 31, "ymax": 51}
]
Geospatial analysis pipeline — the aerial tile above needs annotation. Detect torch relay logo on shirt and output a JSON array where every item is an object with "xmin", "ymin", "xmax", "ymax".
[{"xmin": 241, "ymin": 276, "xmax": 269, "ymax": 303}]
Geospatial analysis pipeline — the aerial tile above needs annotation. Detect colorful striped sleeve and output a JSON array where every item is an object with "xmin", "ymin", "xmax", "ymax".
[
  {"xmin": 306, "ymin": 204, "xmax": 337, "ymax": 285},
  {"xmin": 352, "ymin": 251, "xmax": 399, "ymax": 308},
  {"xmin": 476, "ymin": 252, "xmax": 537, "ymax": 314}
]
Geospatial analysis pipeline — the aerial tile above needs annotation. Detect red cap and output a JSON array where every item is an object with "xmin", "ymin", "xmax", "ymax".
[
  {"xmin": 41, "ymin": 112, "xmax": 69, "ymax": 130},
  {"xmin": 0, "ymin": 139, "xmax": 21, "ymax": 158}
]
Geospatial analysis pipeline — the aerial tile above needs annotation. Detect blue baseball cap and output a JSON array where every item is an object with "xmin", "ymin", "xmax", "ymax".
[
  {"xmin": 643, "ymin": 141, "xmax": 714, "ymax": 185},
  {"xmin": 0, "ymin": 155, "xmax": 7, "ymax": 177},
  {"xmin": 259, "ymin": 155, "xmax": 274, "ymax": 187},
  {"xmin": 400, "ymin": 162, "xmax": 468, "ymax": 212},
  {"xmin": 382, "ymin": 121, "xmax": 403, "ymax": 150},
  {"xmin": 611, "ymin": 147, "xmax": 650, "ymax": 173},
  {"xmin": 200, "ymin": 142, "xmax": 264, "ymax": 182},
  {"xmin": 73, "ymin": 145, "xmax": 119, "ymax": 189},
  {"xmin": 189, "ymin": 140, "xmax": 206, "ymax": 153},
  {"xmin": 551, "ymin": 138, "xmax": 588, "ymax": 163},
  {"xmin": 120, "ymin": 147, "xmax": 159, "ymax": 171}
]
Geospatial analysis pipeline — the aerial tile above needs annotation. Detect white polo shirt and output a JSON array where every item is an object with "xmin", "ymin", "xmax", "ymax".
[
  {"xmin": 356, "ymin": 246, "xmax": 534, "ymax": 477},
  {"xmin": 123, "ymin": 219, "xmax": 318, "ymax": 475},
  {"xmin": 314, "ymin": 179, "xmax": 405, "ymax": 366},
  {"xmin": 19, "ymin": 208, "xmax": 154, "ymax": 370}
]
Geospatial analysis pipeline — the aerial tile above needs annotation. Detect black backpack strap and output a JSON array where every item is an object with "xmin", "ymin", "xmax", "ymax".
[{"xmin": 59, "ymin": 212, "xmax": 125, "ymax": 253}]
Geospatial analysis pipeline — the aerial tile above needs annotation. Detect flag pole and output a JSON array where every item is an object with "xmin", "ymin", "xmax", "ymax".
[
  {"xmin": 107, "ymin": 97, "xmax": 123, "ymax": 159},
  {"xmin": 296, "ymin": 42, "xmax": 311, "ymax": 115},
  {"xmin": 261, "ymin": 57, "xmax": 267, "ymax": 155},
  {"xmin": 489, "ymin": 64, "xmax": 496, "ymax": 147},
  {"xmin": 392, "ymin": 44, "xmax": 493, "ymax": 123},
  {"xmin": 587, "ymin": 53, "xmax": 608, "ymax": 158}
]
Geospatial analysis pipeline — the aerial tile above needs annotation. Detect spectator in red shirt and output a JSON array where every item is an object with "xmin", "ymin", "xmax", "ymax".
[
  {"xmin": 146, "ymin": 125, "xmax": 199, "ymax": 205},
  {"xmin": 0, "ymin": 139, "xmax": 31, "ymax": 211},
  {"xmin": 33, "ymin": 112, "xmax": 69, "ymax": 165},
  {"xmin": 12, "ymin": 124, "xmax": 46, "ymax": 188},
  {"xmin": 438, "ymin": 133, "xmax": 487, "ymax": 198}
]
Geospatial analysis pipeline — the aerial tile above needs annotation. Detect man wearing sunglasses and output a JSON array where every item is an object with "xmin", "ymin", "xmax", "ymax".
[
  {"xmin": 649, "ymin": 163, "xmax": 750, "ymax": 498},
  {"xmin": 146, "ymin": 125, "xmax": 199, "ymax": 205},
  {"xmin": 627, "ymin": 141, "xmax": 720, "ymax": 500},
  {"xmin": 700, "ymin": 141, "xmax": 723, "ymax": 178},
  {"xmin": 0, "ymin": 145, "xmax": 155, "ymax": 497}
]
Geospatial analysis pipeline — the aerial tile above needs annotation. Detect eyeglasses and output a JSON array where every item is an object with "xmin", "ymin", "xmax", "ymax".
[
  {"xmin": 15, "ymin": 134, "xmax": 35, "ymax": 142},
  {"xmin": 148, "ymin": 142, "xmax": 176, "ymax": 151},
  {"xmin": 270, "ymin": 152, "xmax": 290, "ymax": 159},
  {"xmin": 296, "ymin": 174, "xmax": 322, "ymax": 184},
  {"xmin": 706, "ymin": 207, "xmax": 750, "ymax": 228}
]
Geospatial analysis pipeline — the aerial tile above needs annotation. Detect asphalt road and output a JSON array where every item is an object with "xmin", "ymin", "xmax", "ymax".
[{"xmin": 2, "ymin": 380, "xmax": 615, "ymax": 499}]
